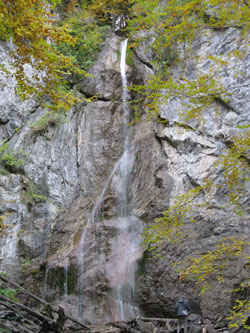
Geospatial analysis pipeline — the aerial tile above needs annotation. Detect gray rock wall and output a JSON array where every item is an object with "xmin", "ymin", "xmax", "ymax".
[
  {"xmin": 132, "ymin": 27, "xmax": 250, "ymax": 322},
  {"xmin": 0, "ymin": 26, "xmax": 249, "ymax": 327}
]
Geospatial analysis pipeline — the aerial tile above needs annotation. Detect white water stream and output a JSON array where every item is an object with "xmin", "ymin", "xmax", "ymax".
[
  {"xmin": 77, "ymin": 39, "xmax": 142, "ymax": 324},
  {"xmin": 110, "ymin": 39, "xmax": 142, "ymax": 321}
]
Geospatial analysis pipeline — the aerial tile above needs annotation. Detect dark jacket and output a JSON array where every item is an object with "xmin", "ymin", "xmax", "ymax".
[{"xmin": 176, "ymin": 299, "xmax": 190, "ymax": 317}]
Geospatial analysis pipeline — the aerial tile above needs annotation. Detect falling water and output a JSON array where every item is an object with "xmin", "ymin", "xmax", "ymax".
[
  {"xmin": 107, "ymin": 216, "xmax": 142, "ymax": 322},
  {"xmin": 110, "ymin": 39, "xmax": 142, "ymax": 321},
  {"xmin": 118, "ymin": 39, "xmax": 131, "ymax": 217},
  {"xmin": 77, "ymin": 152, "xmax": 128, "ymax": 321},
  {"xmin": 120, "ymin": 38, "xmax": 130, "ymax": 152},
  {"xmin": 77, "ymin": 39, "xmax": 142, "ymax": 324}
]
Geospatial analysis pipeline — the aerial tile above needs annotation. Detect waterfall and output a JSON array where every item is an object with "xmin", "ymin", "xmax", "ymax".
[
  {"xmin": 77, "ymin": 153, "xmax": 126, "ymax": 321},
  {"xmin": 109, "ymin": 39, "xmax": 142, "ymax": 321},
  {"xmin": 108, "ymin": 216, "xmax": 142, "ymax": 322},
  {"xmin": 120, "ymin": 39, "xmax": 130, "ymax": 153},
  {"xmin": 118, "ymin": 39, "xmax": 131, "ymax": 217},
  {"xmin": 76, "ymin": 38, "xmax": 142, "ymax": 324}
]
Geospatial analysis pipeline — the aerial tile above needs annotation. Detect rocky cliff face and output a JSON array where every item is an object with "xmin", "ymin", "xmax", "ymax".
[{"xmin": 0, "ymin": 26, "xmax": 249, "ymax": 328}]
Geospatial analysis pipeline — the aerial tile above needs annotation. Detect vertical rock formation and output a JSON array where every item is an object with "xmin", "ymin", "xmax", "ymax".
[{"xmin": 0, "ymin": 24, "xmax": 249, "ymax": 328}]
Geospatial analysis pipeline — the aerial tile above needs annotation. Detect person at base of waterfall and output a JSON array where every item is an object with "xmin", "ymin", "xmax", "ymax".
[{"xmin": 176, "ymin": 295, "xmax": 190, "ymax": 333}]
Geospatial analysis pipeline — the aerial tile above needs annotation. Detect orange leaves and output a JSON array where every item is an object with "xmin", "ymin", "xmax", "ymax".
[
  {"xmin": 0, "ymin": 199, "xmax": 15, "ymax": 236},
  {"xmin": 0, "ymin": 0, "xmax": 86, "ymax": 112},
  {"xmin": 88, "ymin": 0, "xmax": 130, "ymax": 21},
  {"xmin": 179, "ymin": 274, "xmax": 186, "ymax": 281}
]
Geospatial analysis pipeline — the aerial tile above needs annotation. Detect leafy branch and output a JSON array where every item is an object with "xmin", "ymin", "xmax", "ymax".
[
  {"xmin": 0, "ymin": 0, "xmax": 88, "ymax": 112},
  {"xmin": 176, "ymin": 237, "xmax": 250, "ymax": 294}
]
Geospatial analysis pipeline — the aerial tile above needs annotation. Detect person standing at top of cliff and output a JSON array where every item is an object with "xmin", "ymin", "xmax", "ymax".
[{"xmin": 176, "ymin": 296, "xmax": 190, "ymax": 333}]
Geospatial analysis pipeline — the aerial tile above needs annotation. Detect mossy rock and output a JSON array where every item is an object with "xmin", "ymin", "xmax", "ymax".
[
  {"xmin": 137, "ymin": 249, "xmax": 151, "ymax": 277},
  {"xmin": 46, "ymin": 265, "xmax": 79, "ymax": 296}
]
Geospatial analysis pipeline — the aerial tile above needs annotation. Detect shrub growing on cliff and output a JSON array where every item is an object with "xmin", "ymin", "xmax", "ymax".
[
  {"xmin": 0, "ymin": 143, "xmax": 26, "ymax": 175},
  {"xmin": 21, "ymin": 180, "xmax": 47, "ymax": 212},
  {"xmin": 55, "ymin": 13, "xmax": 110, "ymax": 71},
  {"xmin": 86, "ymin": 0, "xmax": 131, "ymax": 24}
]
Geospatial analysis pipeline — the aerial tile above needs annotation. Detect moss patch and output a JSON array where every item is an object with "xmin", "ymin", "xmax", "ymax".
[
  {"xmin": 47, "ymin": 265, "xmax": 79, "ymax": 296},
  {"xmin": 137, "ymin": 249, "xmax": 150, "ymax": 276}
]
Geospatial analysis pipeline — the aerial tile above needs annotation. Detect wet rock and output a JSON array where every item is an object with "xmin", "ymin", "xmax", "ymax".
[
  {"xmin": 0, "ymin": 20, "xmax": 249, "ymax": 330},
  {"xmin": 76, "ymin": 34, "xmax": 122, "ymax": 100}
]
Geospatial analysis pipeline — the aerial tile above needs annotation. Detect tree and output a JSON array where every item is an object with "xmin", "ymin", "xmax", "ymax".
[
  {"xmin": 0, "ymin": 0, "xmax": 87, "ymax": 112},
  {"xmin": 89, "ymin": 0, "xmax": 130, "ymax": 19},
  {"xmin": 127, "ymin": 0, "xmax": 250, "ymax": 329}
]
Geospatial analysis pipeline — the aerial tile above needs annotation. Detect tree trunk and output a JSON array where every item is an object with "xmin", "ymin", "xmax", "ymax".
[
  {"xmin": 0, "ymin": 294, "xmax": 55, "ymax": 324},
  {"xmin": 0, "ymin": 273, "xmax": 91, "ymax": 331}
]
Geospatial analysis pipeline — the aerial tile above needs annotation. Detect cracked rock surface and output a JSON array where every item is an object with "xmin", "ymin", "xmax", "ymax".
[{"xmin": 0, "ymin": 28, "xmax": 249, "ymax": 328}]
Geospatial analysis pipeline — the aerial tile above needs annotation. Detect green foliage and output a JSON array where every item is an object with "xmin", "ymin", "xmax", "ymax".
[
  {"xmin": 30, "ymin": 111, "xmax": 66, "ymax": 134},
  {"xmin": 20, "ymin": 258, "xmax": 33, "ymax": 269},
  {"xmin": 46, "ymin": 266, "xmax": 78, "ymax": 295},
  {"xmin": 215, "ymin": 130, "xmax": 250, "ymax": 213},
  {"xmin": 143, "ymin": 130, "xmax": 250, "ymax": 327},
  {"xmin": 56, "ymin": 13, "xmax": 110, "ymax": 70},
  {"xmin": 228, "ymin": 297, "xmax": 250, "ymax": 330},
  {"xmin": 137, "ymin": 249, "xmax": 150, "ymax": 276},
  {"xmin": 0, "ymin": 325, "xmax": 11, "ymax": 333},
  {"xmin": 143, "ymin": 182, "xmax": 213, "ymax": 249},
  {"xmin": 0, "ymin": 288, "xmax": 17, "ymax": 301},
  {"xmin": 126, "ymin": 47, "xmax": 134, "ymax": 67},
  {"xmin": 0, "ymin": 0, "xmax": 129, "ymax": 115},
  {"xmin": 87, "ymin": 0, "xmax": 131, "ymax": 24},
  {"xmin": 21, "ymin": 180, "xmax": 47, "ymax": 211},
  {"xmin": 0, "ymin": 272, "xmax": 8, "ymax": 278},
  {"xmin": 0, "ymin": 143, "xmax": 27, "ymax": 235},
  {"xmin": 36, "ymin": 173, "xmax": 50, "ymax": 198},
  {"xmin": 130, "ymin": 1, "xmax": 250, "ymax": 328},
  {"xmin": 41, "ymin": 303, "xmax": 54, "ymax": 318},
  {"xmin": 176, "ymin": 237, "xmax": 250, "ymax": 293},
  {"xmin": 0, "ymin": 143, "xmax": 26, "ymax": 175},
  {"xmin": 128, "ymin": 0, "xmax": 250, "ymax": 119},
  {"xmin": 0, "ymin": 0, "xmax": 87, "ymax": 112},
  {"xmin": 20, "ymin": 258, "xmax": 34, "ymax": 273}
]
